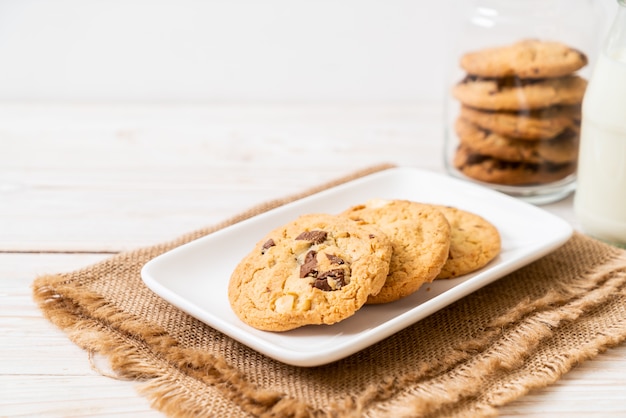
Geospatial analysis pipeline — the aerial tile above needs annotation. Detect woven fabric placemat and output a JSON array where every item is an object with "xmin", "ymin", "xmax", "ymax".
[{"xmin": 33, "ymin": 165, "xmax": 626, "ymax": 418}]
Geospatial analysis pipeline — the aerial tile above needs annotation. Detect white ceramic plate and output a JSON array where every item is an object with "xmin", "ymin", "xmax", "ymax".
[{"xmin": 141, "ymin": 167, "xmax": 572, "ymax": 367}]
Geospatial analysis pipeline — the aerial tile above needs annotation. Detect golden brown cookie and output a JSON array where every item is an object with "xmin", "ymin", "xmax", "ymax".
[
  {"xmin": 453, "ymin": 144, "xmax": 576, "ymax": 186},
  {"xmin": 452, "ymin": 75, "xmax": 587, "ymax": 111},
  {"xmin": 432, "ymin": 205, "xmax": 501, "ymax": 279},
  {"xmin": 340, "ymin": 199, "xmax": 451, "ymax": 304},
  {"xmin": 455, "ymin": 118, "xmax": 579, "ymax": 165},
  {"xmin": 459, "ymin": 39, "xmax": 588, "ymax": 79},
  {"xmin": 228, "ymin": 213, "xmax": 392, "ymax": 331},
  {"xmin": 459, "ymin": 105, "xmax": 581, "ymax": 140}
]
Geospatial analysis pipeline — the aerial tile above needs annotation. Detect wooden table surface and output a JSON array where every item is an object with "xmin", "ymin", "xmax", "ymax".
[{"xmin": 2, "ymin": 103, "xmax": 625, "ymax": 417}]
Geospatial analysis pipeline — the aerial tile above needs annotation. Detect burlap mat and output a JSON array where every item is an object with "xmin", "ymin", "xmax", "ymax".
[{"xmin": 33, "ymin": 165, "xmax": 626, "ymax": 418}]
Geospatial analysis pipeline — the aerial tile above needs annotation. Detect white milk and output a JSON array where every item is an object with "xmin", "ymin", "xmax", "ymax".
[{"xmin": 574, "ymin": 49, "xmax": 626, "ymax": 246}]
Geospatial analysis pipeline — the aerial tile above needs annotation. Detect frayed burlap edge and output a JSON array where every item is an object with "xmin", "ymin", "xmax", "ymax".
[{"xmin": 32, "ymin": 164, "xmax": 626, "ymax": 418}]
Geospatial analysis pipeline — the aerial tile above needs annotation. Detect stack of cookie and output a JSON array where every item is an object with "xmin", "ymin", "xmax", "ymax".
[
  {"xmin": 451, "ymin": 39, "xmax": 588, "ymax": 186},
  {"xmin": 228, "ymin": 199, "xmax": 501, "ymax": 332}
]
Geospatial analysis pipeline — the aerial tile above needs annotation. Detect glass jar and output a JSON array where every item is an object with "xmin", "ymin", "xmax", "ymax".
[
  {"xmin": 574, "ymin": 0, "xmax": 626, "ymax": 247},
  {"xmin": 443, "ymin": 0, "xmax": 606, "ymax": 204}
]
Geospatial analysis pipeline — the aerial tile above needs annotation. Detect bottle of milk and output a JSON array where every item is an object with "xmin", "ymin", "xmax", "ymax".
[{"xmin": 574, "ymin": 0, "xmax": 626, "ymax": 247}]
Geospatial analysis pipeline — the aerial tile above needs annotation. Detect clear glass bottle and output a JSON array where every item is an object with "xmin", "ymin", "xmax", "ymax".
[
  {"xmin": 574, "ymin": 0, "xmax": 626, "ymax": 247},
  {"xmin": 443, "ymin": 0, "xmax": 605, "ymax": 204}
]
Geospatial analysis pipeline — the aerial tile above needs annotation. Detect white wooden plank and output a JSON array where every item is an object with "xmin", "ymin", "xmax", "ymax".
[
  {"xmin": 0, "ymin": 104, "xmax": 443, "ymax": 252},
  {"xmin": 0, "ymin": 254, "xmax": 111, "ymax": 376},
  {"xmin": 0, "ymin": 375, "xmax": 163, "ymax": 417},
  {"xmin": 0, "ymin": 316, "xmax": 102, "ymax": 375}
]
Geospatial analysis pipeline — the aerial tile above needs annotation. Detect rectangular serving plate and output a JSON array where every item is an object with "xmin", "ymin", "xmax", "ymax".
[{"xmin": 141, "ymin": 167, "xmax": 572, "ymax": 367}]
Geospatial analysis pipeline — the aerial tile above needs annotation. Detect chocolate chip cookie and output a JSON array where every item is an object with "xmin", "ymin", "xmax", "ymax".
[
  {"xmin": 453, "ymin": 144, "xmax": 577, "ymax": 186},
  {"xmin": 340, "ymin": 199, "xmax": 451, "ymax": 304},
  {"xmin": 459, "ymin": 105, "xmax": 581, "ymax": 140},
  {"xmin": 432, "ymin": 205, "xmax": 501, "ymax": 279},
  {"xmin": 228, "ymin": 213, "xmax": 392, "ymax": 331},
  {"xmin": 459, "ymin": 39, "xmax": 588, "ymax": 79},
  {"xmin": 452, "ymin": 74, "xmax": 587, "ymax": 111},
  {"xmin": 455, "ymin": 118, "xmax": 579, "ymax": 165}
]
